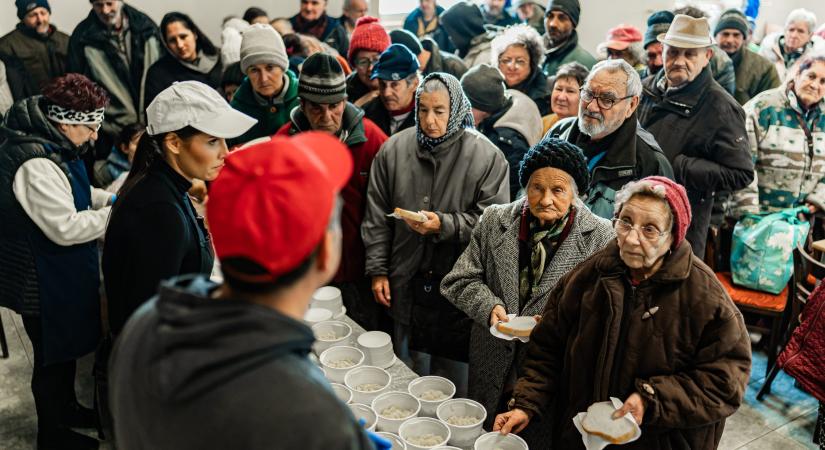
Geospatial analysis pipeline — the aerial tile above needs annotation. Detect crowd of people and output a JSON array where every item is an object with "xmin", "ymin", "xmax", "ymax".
[{"xmin": 0, "ymin": 0, "xmax": 824, "ymax": 449}]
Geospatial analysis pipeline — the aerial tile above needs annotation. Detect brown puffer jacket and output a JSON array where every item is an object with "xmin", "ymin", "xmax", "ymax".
[{"xmin": 512, "ymin": 240, "xmax": 751, "ymax": 450}]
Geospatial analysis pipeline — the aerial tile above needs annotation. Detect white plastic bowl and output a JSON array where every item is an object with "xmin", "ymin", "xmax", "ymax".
[
  {"xmin": 432, "ymin": 447, "xmax": 461, "ymax": 450},
  {"xmin": 348, "ymin": 403, "xmax": 377, "ymax": 432},
  {"xmin": 473, "ymin": 432, "xmax": 528, "ymax": 450},
  {"xmin": 345, "ymin": 365, "xmax": 392, "ymax": 405},
  {"xmin": 372, "ymin": 391, "xmax": 422, "ymax": 433},
  {"xmin": 304, "ymin": 307, "xmax": 333, "ymax": 325},
  {"xmin": 320, "ymin": 346, "xmax": 365, "ymax": 383},
  {"xmin": 436, "ymin": 398, "xmax": 487, "ymax": 447},
  {"xmin": 376, "ymin": 432, "xmax": 408, "ymax": 450},
  {"xmin": 399, "ymin": 417, "xmax": 451, "ymax": 450},
  {"xmin": 330, "ymin": 382, "xmax": 353, "ymax": 404},
  {"xmin": 408, "ymin": 376, "xmax": 456, "ymax": 417},
  {"xmin": 312, "ymin": 286, "xmax": 344, "ymax": 314},
  {"xmin": 312, "ymin": 320, "xmax": 353, "ymax": 355}
]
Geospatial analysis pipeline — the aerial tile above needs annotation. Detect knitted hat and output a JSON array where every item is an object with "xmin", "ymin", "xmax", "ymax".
[
  {"xmin": 614, "ymin": 176, "xmax": 692, "ymax": 250},
  {"xmin": 389, "ymin": 29, "xmax": 423, "ymax": 56},
  {"xmin": 518, "ymin": 137, "xmax": 589, "ymax": 193},
  {"xmin": 371, "ymin": 44, "xmax": 420, "ymax": 81},
  {"xmin": 348, "ymin": 16, "xmax": 391, "ymax": 62},
  {"xmin": 16, "ymin": 0, "xmax": 49, "ymax": 19},
  {"xmin": 461, "ymin": 64, "xmax": 510, "ymax": 113},
  {"xmin": 240, "ymin": 24, "xmax": 289, "ymax": 74},
  {"xmin": 298, "ymin": 53, "xmax": 347, "ymax": 104},
  {"xmin": 644, "ymin": 10, "xmax": 674, "ymax": 48},
  {"xmin": 714, "ymin": 8, "xmax": 749, "ymax": 37},
  {"xmin": 545, "ymin": 0, "xmax": 580, "ymax": 27}
]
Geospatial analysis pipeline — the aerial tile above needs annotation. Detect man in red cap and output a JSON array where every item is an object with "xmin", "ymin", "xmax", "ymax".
[
  {"xmin": 598, "ymin": 25, "xmax": 645, "ymax": 73},
  {"xmin": 108, "ymin": 133, "xmax": 381, "ymax": 450}
]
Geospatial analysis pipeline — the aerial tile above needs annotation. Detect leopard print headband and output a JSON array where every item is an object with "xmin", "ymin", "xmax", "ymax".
[{"xmin": 46, "ymin": 104, "xmax": 105, "ymax": 126}]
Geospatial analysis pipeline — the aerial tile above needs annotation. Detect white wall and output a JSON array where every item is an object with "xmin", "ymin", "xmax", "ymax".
[{"xmin": 1, "ymin": 1, "xmax": 824, "ymax": 55}]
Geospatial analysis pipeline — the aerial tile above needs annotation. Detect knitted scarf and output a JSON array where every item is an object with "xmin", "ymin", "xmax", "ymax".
[
  {"xmin": 518, "ymin": 205, "xmax": 574, "ymax": 303},
  {"xmin": 414, "ymin": 72, "xmax": 475, "ymax": 150}
]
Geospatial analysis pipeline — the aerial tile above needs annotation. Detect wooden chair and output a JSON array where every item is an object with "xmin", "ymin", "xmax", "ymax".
[
  {"xmin": 756, "ymin": 241, "xmax": 825, "ymax": 399},
  {"xmin": 0, "ymin": 313, "xmax": 8, "ymax": 358}
]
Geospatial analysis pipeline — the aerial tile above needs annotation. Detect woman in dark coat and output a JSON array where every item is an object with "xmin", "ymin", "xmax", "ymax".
[
  {"xmin": 491, "ymin": 24, "xmax": 552, "ymax": 115},
  {"xmin": 144, "ymin": 12, "xmax": 222, "ymax": 107},
  {"xmin": 495, "ymin": 176, "xmax": 752, "ymax": 450}
]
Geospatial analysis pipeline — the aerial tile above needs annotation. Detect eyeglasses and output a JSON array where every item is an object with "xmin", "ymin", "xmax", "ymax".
[
  {"xmin": 499, "ymin": 57, "xmax": 530, "ymax": 68},
  {"xmin": 83, "ymin": 123, "xmax": 102, "ymax": 133},
  {"xmin": 580, "ymin": 88, "xmax": 634, "ymax": 110},
  {"xmin": 612, "ymin": 218, "xmax": 669, "ymax": 241},
  {"xmin": 355, "ymin": 57, "xmax": 379, "ymax": 69}
]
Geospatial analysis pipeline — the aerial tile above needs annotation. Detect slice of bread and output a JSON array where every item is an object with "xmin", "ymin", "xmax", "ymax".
[
  {"xmin": 393, "ymin": 207, "xmax": 428, "ymax": 223},
  {"xmin": 581, "ymin": 401, "xmax": 636, "ymax": 444},
  {"xmin": 496, "ymin": 316, "xmax": 537, "ymax": 337}
]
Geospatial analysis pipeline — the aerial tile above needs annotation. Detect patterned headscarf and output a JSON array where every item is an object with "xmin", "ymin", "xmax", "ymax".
[
  {"xmin": 46, "ymin": 104, "xmax": 105, "ymax": 126},
  {"xmin": 415, "ymin": 72, "xmax": 475, "ymax": 150}
]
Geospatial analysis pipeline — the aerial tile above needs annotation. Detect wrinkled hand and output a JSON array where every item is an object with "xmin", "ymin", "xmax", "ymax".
[
  {"xmin": 613, "ymin": 393, "xmax": 645, "ymax": 425},
  {"xmin": 371, "ymin": 276, "xmax": 391, "ymax": 307},
  {"xmin": 493, "ymin": 408, "xmax": 530, "ymax": 435},
  {"xmin": 490, "ymin": 305, "xmax": 509, "ymax": 327},
  {"xmin": 403, "ymin": 211, "xmax": 441, "ymax": 235}
]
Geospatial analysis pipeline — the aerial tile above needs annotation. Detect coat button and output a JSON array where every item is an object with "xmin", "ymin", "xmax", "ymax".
[
  {"xmin": 270, "ymin": 106, "xmax": 278, "ymax": 113},
  {"xmin": 423, "ymin": 196, "xmax": 429, "ymax": 204}
]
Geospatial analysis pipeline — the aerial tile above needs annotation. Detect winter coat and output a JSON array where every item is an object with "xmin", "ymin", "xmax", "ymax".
[
  {"xmin": 421, "ymin": 38, "xmax": 468, "ymax": 79},
  {"xmin": 710, "ymin": 47, "xmax": 736, "ymax": 96},
  {"xmin": 0, "ymin": 24, "xmax": 69, "ymax": 94},
  {"xmin": 463, "ymin": 29, "xmax": 499, "ymax": 70},
  {"xmin": 524, "ymin": 4, "xmax": 546, "ymax": 35},
  {"xmin": 144, "ymin": 51, "xmax": 223, "ymax": 107},
  {"xmin": 362, "ymin": 127, "xmax": 510, "ymax": 327},
  {"xmin": 511, "ymin": 240, "xmax": 752, "ymax": 450},
  {"xmin": 109, "ymin": 275, "xmax": 374, "ymax": 450},
  {"xmin": 513, "ymin": 67, "xmax": 552, "ymax": 116},
  {"xmin": 542, "ymin": 31, "xmax": 596, "ymax": 78},
  {"xmin": 362, "ymin": 96, "xmax": 416, "ymax": 137},
  {"xmin": 440, "ymin": 199, "xmax": 614, "ymax": 446},
  {"xmin": 638, "ymin": 67, "xmax": 754, "ymax": 256},
  {"xmin": 548, "ymin": 113, "xmax": 674, "ymax": 219},
  {"xmin": 66, "ymin": 4, "xmax": 162, "ymax": 135},
  {"xmin": 346, "ymin": 72, "xmax": 374, "ymax": 105},
  {"xmin": 483, "ymin": 8, "xmax": 520, "ymax": 28},
  {"xmin": 0, "ymin": 55, "xmax": 33, "ymax": 117},
  {"xmin": 730, "ymin": 47, "xmax": 781, "ymax": 105},
  {"xmin": 759, "ymin": 32, "xmax": 825, "ymax": 82},
  {"xmin": 228, "ymin": 70, "xmax": 300, "ymax": 147},
  {"xmin": 477, "ymin": 90, "xmax": 543, "ymax": 199},
  {"xmin": 778, "ymin": 281, "xmax": 825, "ymax": 403},
  {"xmin": 403, "ymin": 6, "xmax": 455, "ymax": 54},
  {"xmin": 276, "ymin": 103, "xmax": 387, "ymax": 284},
  {"xmin": 289, "ymin": 14, "xmax": 349, "ymax": 57},
  {"xmin": 732, "ymin": 86, "xmax": 825, "ymax": 216}
]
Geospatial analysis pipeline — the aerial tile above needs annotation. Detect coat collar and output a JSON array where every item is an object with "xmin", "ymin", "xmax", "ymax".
[
  {"xmin": 643, "ymin": 65, "xmax": 713, "ymax": 116},
  {"xmin": 593, "ymin": 239, "xmax": 694, "ymax": 284},
  {"xmin": 288, "ymin": 102, "xmax": 367, "ymax": 146}
]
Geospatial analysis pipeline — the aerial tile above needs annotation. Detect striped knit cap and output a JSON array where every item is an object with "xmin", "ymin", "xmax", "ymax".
[{"xmin": 298, "ymin": 53, "xmax": 347, "ymax": 104}]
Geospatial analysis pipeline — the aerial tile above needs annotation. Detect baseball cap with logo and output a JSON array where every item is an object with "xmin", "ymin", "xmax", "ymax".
[
  {"xmin": 207, "ymin": 133, "xmax": 354, "ymax": 282},
  {"xmin": 145, "ymin": 80, "xmax": 257, "ymax": 138},
  {"xmin": 371, "ymin": 43, "xmax": 420, "ymax": 81}
]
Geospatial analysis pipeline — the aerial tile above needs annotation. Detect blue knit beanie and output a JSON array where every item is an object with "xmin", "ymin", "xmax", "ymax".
[{"xmin": 16, "ymin": 0, "xmax": 50, "ymax": 19}]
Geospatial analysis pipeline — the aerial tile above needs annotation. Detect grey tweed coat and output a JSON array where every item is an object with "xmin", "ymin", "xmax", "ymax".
[{"xmin": 440, "ymin": 198, "xmax": 614, "ymax": 443}]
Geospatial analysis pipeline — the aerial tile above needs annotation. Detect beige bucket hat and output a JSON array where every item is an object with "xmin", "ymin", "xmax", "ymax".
[{"xmin": 657, "ymin": 14, "xmax": 715, "ymax": 48}]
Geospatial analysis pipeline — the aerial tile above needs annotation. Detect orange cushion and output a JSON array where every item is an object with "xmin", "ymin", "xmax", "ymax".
[
  {"xmin": 806, "ymin": 273, "xmax": 818, "ymax": 288},
  {"xmin": 715, "ymin": 272, "xmax": 788, "ymax": 312}
]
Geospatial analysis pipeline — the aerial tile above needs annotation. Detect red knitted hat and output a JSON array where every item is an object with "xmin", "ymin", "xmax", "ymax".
[
  {"xmin": 348, "ymin": 16, "xmax": 391, "ymax": 62},
  {"xmin": 615, "ymin": 176, "xmax": 692, "ymax": 250}
]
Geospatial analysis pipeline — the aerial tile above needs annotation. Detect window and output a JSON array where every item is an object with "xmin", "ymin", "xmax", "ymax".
[{"xmin": 379, "ymin": 0, "xmax": 465, "ymax": 17}]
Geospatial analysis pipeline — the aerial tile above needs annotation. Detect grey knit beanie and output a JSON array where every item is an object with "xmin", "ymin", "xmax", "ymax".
[
  {"xmin": 461, "ymin": 64, "xmax": 510, "ymax": 113},
  {"xmin": 299, "ymin": 53, "xmax": 347, "ymax": 104},
  {"xmin": 714, "ymin": 9, "xmax": 749, "ymax": 37},
  {"xmin": 240, "ymin": 24, "xmax": 289, "ymax": 74}
]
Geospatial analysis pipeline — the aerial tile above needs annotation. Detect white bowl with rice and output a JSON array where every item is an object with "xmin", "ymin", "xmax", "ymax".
[
  {"xmin": 345, "ymin": 365, "xmax": 392, "ymax": 405},
  {"xmin": 372, "ymin": 391, "xmax": 421, "ymax": 433},
  {"xmin": 399, "ymin": 417, "xmax": 451, "ymax": 450},
  {"xmin": 407, "ymin": 376, "xmax": 456, "ymax": 417},
  {"xmin": 330, "ymin": 382, "xmax": 353, "ymax": 404},
  {"xmin": 348, "ymin": 403, "xmax": 377, "ymax": 432},
  {"xmin": 320, "ymin": 346, "xmax": 364, "ymax": 383},
  {"xmin": 473, "ymin": 431, "xmax": 528, "ymax": 450},
  {"xmin": 312, "ymin": 320, "xmax": 352, "ymax": 355},
  {"xmin": 376, "ymin": 431, "xmax": 408, "ymax": 450},
  {"xmin": 436, "ymin": 398, "xmax": 487, "ymax": 447}
]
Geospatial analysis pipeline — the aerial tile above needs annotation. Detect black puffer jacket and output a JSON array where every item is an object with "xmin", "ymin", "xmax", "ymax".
[{"xmin": 637, "ymin": 67, "xmax": 753, "ymax": 256}]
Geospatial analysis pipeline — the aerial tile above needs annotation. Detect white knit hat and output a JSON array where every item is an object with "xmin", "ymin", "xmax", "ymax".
[{"xmin": 240, "ymin": 24, "xmax": 289, "ymax": 74}]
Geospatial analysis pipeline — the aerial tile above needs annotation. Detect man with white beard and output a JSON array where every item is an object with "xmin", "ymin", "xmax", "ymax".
[{"xmin": 545, "ymin": 59, "xmax": 673, "ymax": 218}]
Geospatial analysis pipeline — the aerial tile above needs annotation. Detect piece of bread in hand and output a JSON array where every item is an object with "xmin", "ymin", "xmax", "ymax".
[
  {"xmin": 393, "ymin": 207, "xmax": 428, "ymax": 223},
  {"xmin": 495, "ymin": 316, "xmax": 537, "ymax": 337},
  {"xmin": 581, "ymin": 401, "xmax": 636, "ymax": 444}
]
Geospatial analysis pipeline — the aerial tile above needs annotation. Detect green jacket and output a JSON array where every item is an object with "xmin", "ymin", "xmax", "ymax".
[
  {"xmin": 731, "ymin": 47, "xmax": 781, "ymax": 106},
  {"xmin": 542, "ymin": 32, "xmax": 596, "ymax": 77},
  {"xmin": 0, "ymin": 24, "xmax": 69, "ymax": 94},
  {"xmin": 228, "ymin": 70, "xmax": 299, "ymax": 147}
]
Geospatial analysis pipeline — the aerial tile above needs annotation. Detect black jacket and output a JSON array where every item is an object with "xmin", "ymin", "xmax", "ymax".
[
  {"xmin": 549, "ymin": 113, "xmax": 674, "ymax": 219},
  {"xmin": 144, "ymin": 52, "xmax": 222, "ymax": 107},
  {"xmin": 102, "ymin": 160, "xmax": 213, "ymax": 335},
  {"xmin": 109, "ymin": 275, "xmax": 373, "ymax": 450},
  {"xmin": 362, "ymin": 97, "xmax": 416, "ymax": 137},
  {"xmin": 346, "ymin": 71, "xmax": 373, "ymax": 104},
  {"xmin": 515, "ymin": 67, "xmax": 552, "ymax": 116},
  {"xmin": 637, "ymin": 67, "xmax": 754, "ymax": 256},
  {"xmin": 421, "ymin": 38, "xmax": 467, "ymax": 79},
  {"xmin": 478, "ymin": 101, "xmax": 531, "ymax": 199},
  {"xmin": 403, "ymin": 6, "xmax": 456, "ymax": 54},
  {"xmin": 289, "ymin": 14, "xmax": 349, "ymax": 57}
]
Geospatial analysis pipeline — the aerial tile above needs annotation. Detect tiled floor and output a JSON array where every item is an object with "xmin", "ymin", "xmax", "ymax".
[{"xmin": 0, "ymin": 306, "xmax": 820, "ymax": 449}]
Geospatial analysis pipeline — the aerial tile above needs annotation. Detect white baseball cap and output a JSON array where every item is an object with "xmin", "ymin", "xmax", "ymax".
[{"xmin": 145, "ymin": 81, "xmax": 257, "ymax": 139}]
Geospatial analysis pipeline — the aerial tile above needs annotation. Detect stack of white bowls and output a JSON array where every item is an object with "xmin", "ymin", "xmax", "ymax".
[
  {"xmin": 312, "ymin": 320, "xmax": 353, "ymax": 355},
  {"xmin": 473, "ymin": 432, "xmax": 528, "ymax": 450},
  {"xmin": 407, "ymin": 376, "xmax": 456, "ymax": 417},
  {"xmin": 357, "ymin": 331, "xmax": 396, "ymax": 368},
  {"xmin": 436, "ymin": 399, "xmax": 487, "ymax": 448},
  {"xmin": 372, "ymin": 391, "xmax": 421, "ymax": 433},
  {"xmin": 312, "ymin": 286, "xmax": 346, "ymax": 318},
  {"xmin": 304, "ymin": 307, "xmax": 333, "ymax": 325},
  {"xmin": 345, "ymin": 365, "xmax": 392, "ymax": 405},
  {"xmin": 320, "ymin": 346, "xmax": 364, "ymax": 383}
]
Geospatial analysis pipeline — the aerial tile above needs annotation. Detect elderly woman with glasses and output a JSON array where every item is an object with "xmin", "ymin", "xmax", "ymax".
[
  {"xmin": 492, "ymin": 24, "xmax": 552, "ymax": 115},
  {"xmin": 494, "ymin": 176, "xmax": 752, "ymax": 450},
  {"xmin": 441, "ymin": 137, "xmax": 615, "ymax": 446}
]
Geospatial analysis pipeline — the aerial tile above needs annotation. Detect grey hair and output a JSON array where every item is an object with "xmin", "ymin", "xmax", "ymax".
[
  {"xmin": 584, "ymin": 59, "xmax": 642, "ymax": 97},
  {"xmin": 613, "ymin": 179, "xmax": 673, "ymax": 228},
  {"xmin": 405, "ymin": 71, "xmax": 423, "ymax": 86},
  {"xmin": 421, "ymin": 77, "xmax": 448, "ymax": 94},
  {"xmin": 490, "ymin": 24, "xmax": 546, "ymax": 68},
  {"xmin": 786, "ymin": 9, "xmax": 817, "ymax": 34}
]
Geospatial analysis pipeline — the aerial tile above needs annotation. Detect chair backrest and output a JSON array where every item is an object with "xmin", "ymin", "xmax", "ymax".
[{"xmin": 793, "ymin": 241, "xmax": 825, "ymax": 306}]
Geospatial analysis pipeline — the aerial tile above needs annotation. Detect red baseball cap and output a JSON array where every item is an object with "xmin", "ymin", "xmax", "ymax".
[
  {"xmin": 603, "ymin": 25, "xmax": 643, "ymax": 51},
  {"xmin": 207, "ymin": 132, "xmax": 353, "ymax": 281}
]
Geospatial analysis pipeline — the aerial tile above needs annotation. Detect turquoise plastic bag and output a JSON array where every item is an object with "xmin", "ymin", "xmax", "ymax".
[{"xmin": 731, "ymin": 206, "xmax": 810, "ymax": 294}]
